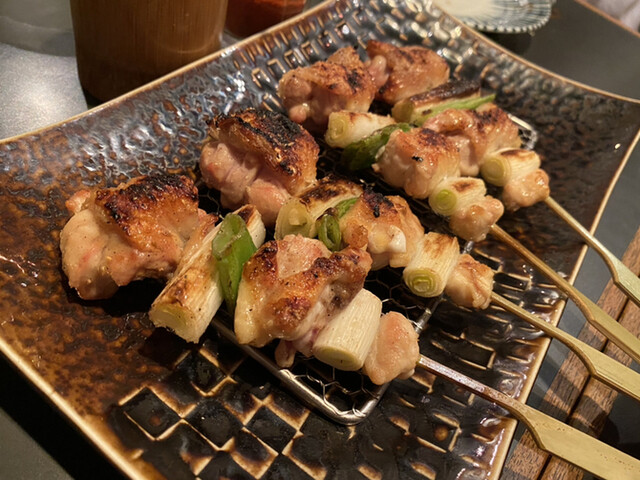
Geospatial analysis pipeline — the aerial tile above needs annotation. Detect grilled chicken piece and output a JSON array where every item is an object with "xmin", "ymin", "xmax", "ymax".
[
  {"xmin": 423, "ymin": 103, "xmax": 521, "ymax": 176},
  {"xmin": 444, "ymin": 254, "xmax": 494, "ymax": 309},
  {"xmin": 277, "ymin": 46, "xmax": 377, "ymax": 131},
  {"xmin": 448, "ymin": 195, "xmax": 504, "ymax": 242},
  {"xmin": 340, "ymin": 189, "xmax": 425, "ymax": 269},
  {"xmin": 502, "ymin": 169, "xmax": 550, "ymax": 211},
  {"xmin": 365, "ymin": 40, "xmax": 450, "ymax": 105},
  {"xmin": 60, "ymin": 174, "xmax": 200, "ymax": 300},
  {"xmin": 234, "ymin": 235, "xmax": 372, "ymax": 355},
  {"xmin": 199, "ymin": 108, "xmax": 318, "ymax": 226},
  {"xmin": 363, "ymin": 311, "xmax": 420, "ymax": 385},
  {"xmin": 373, "ymin": 127, "xmax": 460, "ymax": 199}
]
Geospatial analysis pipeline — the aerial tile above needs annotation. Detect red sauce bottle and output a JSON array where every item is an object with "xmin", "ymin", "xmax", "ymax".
[{"xmin": 225, "ymin": 0, "xmax": 306, "ymax": 37}]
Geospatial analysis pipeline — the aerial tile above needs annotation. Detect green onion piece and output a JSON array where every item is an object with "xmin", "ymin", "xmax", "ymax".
[
  {"xmin": 342, "ymin": 123, "xmax": 412, "ymax": 171},
  {"xmin": 414, "ymin": 93, "xmax": 496, "ymax": 125},
  {"xmin": 211, "ymin": 213, "xmax": 257, "ymax": 312},
  {"xmin": 480, "ymin": 155, "xmax": 509, "ymax": 186},
  {"xmin": 334, "ymin": 197, "xmax": 358, "ymax": 218},
  {"xmin": 404, "ymin": 271, "xmax": 439, "ymax": 297},
  {"xmin": 316, "ymin": 213, "xmax": 342, "ymax": 251},
  {"xmin": 430, "ymin": 189, "xmax": 457, "ymax": 216}
]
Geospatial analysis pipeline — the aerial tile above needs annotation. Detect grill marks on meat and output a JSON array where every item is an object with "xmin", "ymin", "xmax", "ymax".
[
  {"xmin": 373, "ymin": 128, "xmax": 461, "ymax": 199},
  {"xmin": 277, "ymin": 46, "xmax": 377, "ymax": 131},
  {"xmin": 297, "ymin": 174, "xmax": 361, "ymax": 208},
  {"xmin": 60, "ymin": 174, "xmax": 200, "ymax": 300},
  {"xmin": 341, "ymin": 189, "xmax": 425, "ymax": 269},
  {"xmin": 199, "ymin": 108, "xmax": 318, "ymax": 226},
  {"xmin": 423, "ymin": 104, "xmax": 521, "ymax": 176},
  {"xmin": 234, "ymin": 235, "xmax": 372, "ymax": 353},
  {"xmin": 371, "ymin": 123, "xmax": 507, "ymax": 241},
  {"xmin": 365, "ymin": 40, "xmax": 450, "ymax": 104},
  {"xmin": 92, "ymin": 174, "xmax": 199, "ymax": 251}
]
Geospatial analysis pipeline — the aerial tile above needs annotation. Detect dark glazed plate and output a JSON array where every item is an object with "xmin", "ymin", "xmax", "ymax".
[{"xmin": 1, "ymin": 0, "xmax": 639, "ymax": 479}]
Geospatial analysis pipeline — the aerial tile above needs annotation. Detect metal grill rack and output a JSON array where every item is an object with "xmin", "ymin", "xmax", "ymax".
[{"xmin": 200, "ymin": 114, "xmax": 539, "ymax": 425}]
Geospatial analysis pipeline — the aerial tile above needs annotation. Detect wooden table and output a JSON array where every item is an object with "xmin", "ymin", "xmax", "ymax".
[{"xmin": 503, "ymin": 227, "xmax": 640, "ymax": 479}]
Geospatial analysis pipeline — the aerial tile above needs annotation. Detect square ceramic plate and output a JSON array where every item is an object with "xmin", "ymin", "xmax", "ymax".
[{"xmin": 1, "ymin": 0, "xmax": 639, "ymax": 479}]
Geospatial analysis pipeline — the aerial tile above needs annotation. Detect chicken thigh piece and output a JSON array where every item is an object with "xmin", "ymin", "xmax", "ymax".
[
  {"xmin": 340, "ymin": 189, "xmax": 425, "ymax": 269},
  {"xmin": 448, "ymin": 195, "xmax": 504, "ymax": 243},
  {"xmin": 423, "ymin": 103, "xmax": 521, "ymax": 176},
  {"xmin": 363, "ymin": 311, "xmax": 420, "ymax": 385},
  {"xmin": 444, "ymin": 253, "xmax": 494, "ymax": 310},
  {"xmin": 373, "ymin": 127, "xmax": 461, "ymax": 199},
  {"xmin": 234, "ymin": 235, "xmax": 372, "ymax": 353},
  {"xmin": 502, "ymin": 168, "xmax": 550, "ymax": 211},
  {"xmin": 277, "ymin": 46, "xmax": 377, "ymax": 131},
  {"xmin": 60, "ymin": 174, "xmax": 200, "ymax": 300},
  {"xmin": 199, "ymin": 108, "xmax": 319, "ymax": 226},
  {"xmin": 365, "ymin": 40, "xmax": 450, "ymax": 105}
]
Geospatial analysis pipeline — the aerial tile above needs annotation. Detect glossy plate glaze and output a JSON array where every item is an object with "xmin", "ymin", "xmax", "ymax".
[
  {"xmin": 1, "ymin": 0, "xmax": 639, "ymax": 479},
  {"xmin": 434, "ymin": 0, "xmax": 552, "ymax": 33}
]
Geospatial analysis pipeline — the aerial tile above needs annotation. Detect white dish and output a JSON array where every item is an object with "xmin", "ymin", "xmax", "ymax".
[{"xmin": 434, "ymin": 0, "xmax": 552, "ymax": 33}]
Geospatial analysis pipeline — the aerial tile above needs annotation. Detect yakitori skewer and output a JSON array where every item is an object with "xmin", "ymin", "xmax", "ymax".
[
  {"xmin": 480, "ymin": 147, "xmax": 640, "ymax": 308},
  {"xmin": 274, "ymin": 179, "xmax": 640, "ymax": 402},
  {"xmin": 544, "ymin": 196, "xmax": 640, "ymax": 307},
  {"xmin": 327, "ymin": 101, "xmax": 640, "ymax": 364},
  {"xmin": 402, "ymin": 232, "xmax": 640, "ymax": 401},
  {"xmin": 412, "ymin": 113, "xmax": 640, "ymax": 360},
  {"xmin": 491, "ymin": 225, "xmax": 640, "ymax": 364},
  {"xmin": 417, "ymin": 354, "xmax": 640, "ymax": 480},
  {"xmin": 491, "ymin": 292, "xmax": 640, "ymax": 401},
  {"xmin": 215, "ymin": 237, "xmax": 640, "ymax": 478},
  {"xmin": 215, "ymin": 274, "xmax": 640, "ymax": 480},
  {"xmin": 417, "ymin": 95, "xmax": 640, "ymax": 308}
]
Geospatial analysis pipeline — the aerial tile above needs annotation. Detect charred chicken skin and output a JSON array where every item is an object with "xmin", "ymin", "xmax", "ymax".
[
  {"xmin": 423, "ymin": 103, "xmax": 521, "ymax": 176},
  {"xmin": 60, "ymin": 174, "xmax": 200, "ymax": 300},
  {"xmin": 365, "ymin": 40, "xmax": 450, "ymax": 105},
  {"xmin": 234, "ymin": 235, "xmax": 372, "ymax": 355},
  {"xmin": 277, "ymin": 46, "xmax": 377, "ymax": 131},
  {"xmin": 373, "ymin": 127, "xmax": 461, "ymax": 199},
  {"xmin": 199, "ymin": 108, "xmax": 319, "ymax": 226},
  {"xmin": 340, "ymin": 189, "xmax": 425, "ymax": 270}
]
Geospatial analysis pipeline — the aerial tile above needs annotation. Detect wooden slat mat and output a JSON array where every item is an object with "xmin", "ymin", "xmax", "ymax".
[{"xmin": 502, "ymin": 227, "xmax": 640, "ymax": 479}]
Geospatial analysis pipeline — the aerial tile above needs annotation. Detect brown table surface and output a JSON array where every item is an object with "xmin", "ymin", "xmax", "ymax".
[{"xmin": 0, "ymin": 0, "xmax": 639, "ymax": 478}]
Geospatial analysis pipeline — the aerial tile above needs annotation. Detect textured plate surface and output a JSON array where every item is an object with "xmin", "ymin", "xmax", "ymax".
[
  {"xmin": 1, "ymin": 0, "xmax": 639, "ymax": 479},
  {"xmin": 434, "ymin": 0, "xmax": 552, "ymax": 33}
]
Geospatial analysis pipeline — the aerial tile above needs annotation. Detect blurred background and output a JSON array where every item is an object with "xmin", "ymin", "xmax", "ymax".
[{"xmin": 585, "ymin": 0, "xmax": 640, "ymax": 30}]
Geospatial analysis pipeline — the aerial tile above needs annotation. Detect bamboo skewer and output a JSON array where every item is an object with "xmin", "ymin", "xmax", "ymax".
[
  {"xmin": 480, "ymin": 145, "xmax": 640, "ymax": 307},
  {"xmin": 544, "ymin": 196, "xmax": 640, "ymax": 308},
  {"xmin": 417, "ymin": 355, "xmax": 640, "ymax": 480},
  {"xmin": 490, "ymin": 224, "xmax": 640, "ymax": 364},
  {"xmin": 334, "ymin": 108, "xmax": 640, "ymax": 361},
  {"xmin": 491, "ymin": 292, "xmax": 640, "ymax": 402}
]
